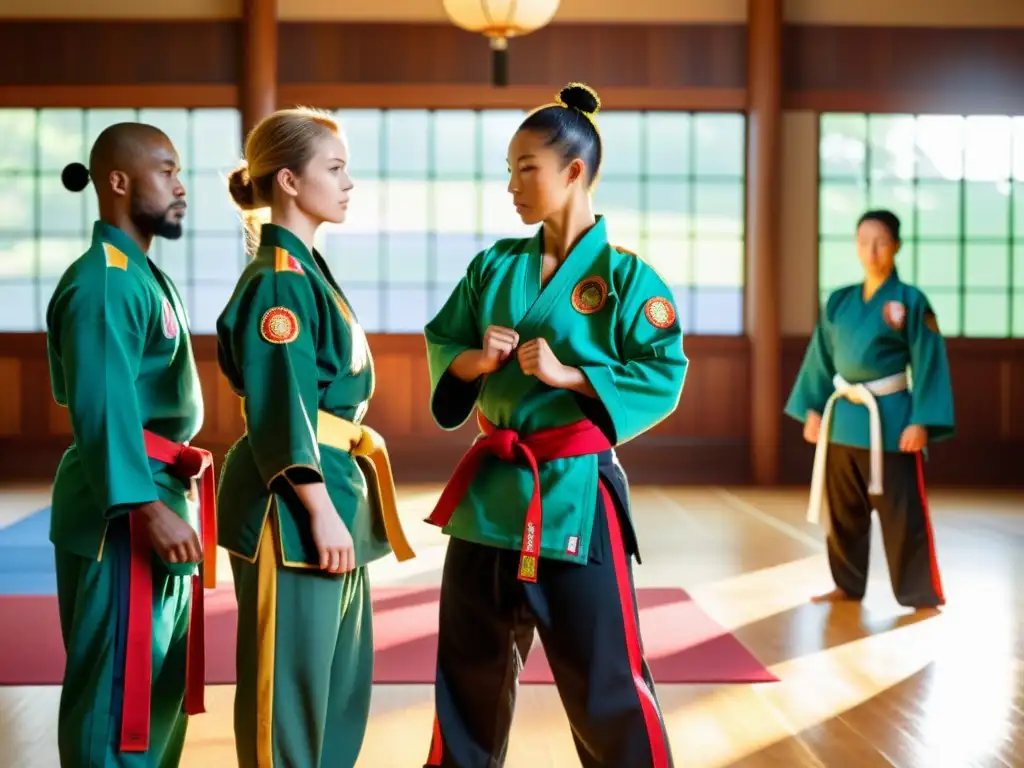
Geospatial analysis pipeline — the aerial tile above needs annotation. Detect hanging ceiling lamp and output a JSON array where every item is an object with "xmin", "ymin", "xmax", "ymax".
[{"xmin": 441, "ymin": 0, "xmax": 561, "ymax": 87}]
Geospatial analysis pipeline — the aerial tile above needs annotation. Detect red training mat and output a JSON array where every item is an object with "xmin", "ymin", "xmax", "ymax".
[{"xmin": 0, "ymin": 586, "xmax": 777, "ymax": 686}]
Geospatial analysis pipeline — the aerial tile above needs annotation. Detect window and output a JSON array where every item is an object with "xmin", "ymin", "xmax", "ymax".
[
  {"xmin": 819, "ymin": 113, "xmax": 1024, "ymax": 337},
  {"xmin": 0, "ymin": 107, "xmax": 747, "ymax": 335},
  {"xmin": 320, "ymin": 109, "xmax": 747, "ymax": 334},
  {"xmin": 0, "ymin": 107, "xmax": 244, "ymax": 333}
]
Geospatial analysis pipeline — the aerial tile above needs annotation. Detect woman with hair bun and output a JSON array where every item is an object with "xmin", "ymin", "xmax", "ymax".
[
  {"xmin": 215, "ymin": 106, "xmax": 414, "ymax": 768},
  {"xmin": 421, "ymin": 83, "xmax": 684, "ymax": 767}
]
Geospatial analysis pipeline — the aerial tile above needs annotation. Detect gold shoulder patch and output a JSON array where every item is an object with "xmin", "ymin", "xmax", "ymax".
[
  {"xmin": 612, "ymin": 244, "xmax": 638, "ymax": 258},
  {"xmin": 644, "ymin": 296, "xmax": 677, "ymax": 329},
  {"xmin": 260, "ymin": 306, "xmax": 300, "ymax": 344},
  {"xmin": 103, "ymin": 243, "xmax": 128, "ymax": 271},
  {"xmin": 274, "ymin": 247, "xmax": 305, "ymax": 274},
  {"xmin": 924, "ymin": 310, "xmax": 940, "ymax": 334}
]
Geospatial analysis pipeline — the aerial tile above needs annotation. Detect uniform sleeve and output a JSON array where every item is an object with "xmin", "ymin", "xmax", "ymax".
[
  {"xmin": 423, "ymin": 251, "xmax": 486, "ymax": 430},
  {"xmin": 577, "ymin": 264, "xmax": 688, "ymax": 445},
  {"xmin": 784, "ymin": 301, "xmax": 837, "ymax": 423},
  {"xmin": 907, "ymin": 294, "xmax": 955, "ymax": 442},
  {"xmin": 55, "ymin": 271, "xmax": 159, "ymax": 517},
  {"xmin": 235, "ymin": 273, "xmax": 323, "ymax": 486}
]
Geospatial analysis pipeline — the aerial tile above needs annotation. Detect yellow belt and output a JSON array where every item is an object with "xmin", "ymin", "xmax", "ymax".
[
  {"xmin": 315, "ymin": 409, "xmax": 415, "ymax": 562},
  {"xmin": 240, "ymin": 400, "xmax": 415, "ymax": 562}
]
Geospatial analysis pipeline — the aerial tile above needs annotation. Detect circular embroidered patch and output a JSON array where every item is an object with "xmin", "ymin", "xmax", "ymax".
[
  {"xmin": 161, "ymin": 298, "xmax": 178, "ymax": 339},
  {"xmin": 260, "ymin": 307, "xmax": 299, "ymax": 344},
  {"xmin": 644, "ymin": 297, "xmax": 676, "ymax": 329},
  {"xmin": 882, "ymin": 300, "xmax": 906, "ymax": 331},
  {"xmin": 571, "ymin": 276, "xmax": 608, "ymax": 314}
]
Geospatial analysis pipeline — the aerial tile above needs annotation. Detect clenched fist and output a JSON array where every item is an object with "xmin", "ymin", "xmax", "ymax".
[
  {"xmin": 517, "ymin": 338, "xmax": 573, "ymax": 389},
  {"xmin": 137, "ymin": 501, "xmax": 203, "ymax": 564},
  {"xmin": 479, "ymin": 325, "xmax": 519, "ymax": 374}
]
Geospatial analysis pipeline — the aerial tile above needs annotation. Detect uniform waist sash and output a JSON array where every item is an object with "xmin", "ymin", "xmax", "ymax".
[
  {"xmin": 425, "ymin": 411, "xmax": 613, "ymax": 582},
  {"xmin": 315, "ymin": 409, "xmax": 415, "ymax": 562},
  {"xmin": 807, "ymin": 371, "xmax": 909, "ymax": 526},
  {"xmin": 237, "ymin": 402, "xmax": 415, "ymax": 562},
  {"xmin": 122, "ymin": 431, "xmax": 217, "ymax": 753}
]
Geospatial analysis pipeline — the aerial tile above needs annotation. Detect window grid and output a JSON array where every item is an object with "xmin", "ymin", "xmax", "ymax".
[
  {"xmin": 0, "ymin": 107, "xmax": 245, "ymax": 332},
  {"xmin": 0, "ymin": 107, "xmax": 746, "ymax": 335},
  {"xmin": 323, "ymin": 108, "xmax": 747, "ymax": 334},
  {"xmin": 818, "ymin": 112, "xmax": 1023, "ymax": 338}
]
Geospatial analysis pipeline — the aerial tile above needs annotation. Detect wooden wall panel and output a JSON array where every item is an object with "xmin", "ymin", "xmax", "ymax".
[
  {"xmin": 0, "ymin": 333, "xmax": 751, "ymax": 486},
  {"xmin": 5, "ymin": 21, "xmax": 1024, "ymax": 114},
  {"xmin": 778, "ymin": 337, "xmax": 1024, "ymax": 487},
  {"xmin": 277, "ymin": 22, "xmax": 748, "ymax": 89},
  {"xmin": 0, "ymin": 358, "xmax": 21, "ymax": 436},
  {"xmin": 783, "ymin": 25, "xmax": 1024, "ymax": 112},
  {"xmin": 0, "ymin": 22, "xmax": 241, "ymax": 85},
  {"xmin": 2, "ymin": 333, "xmax": 1019, "ymax": 487}
]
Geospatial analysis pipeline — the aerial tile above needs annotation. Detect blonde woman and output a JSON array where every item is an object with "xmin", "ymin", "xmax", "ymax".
[{"xmin": 216, "ymin": 107, "xmax": 414, "ymax": 768}]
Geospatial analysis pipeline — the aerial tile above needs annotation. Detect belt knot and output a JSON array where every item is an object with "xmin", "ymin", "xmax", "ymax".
[
  {"xmin": 174, "ymin": 444, "xmax": 211, "ymax": 479},
  {"xmin": 487, "ymin": 428, "xmax": 520, "ymax": 462}
]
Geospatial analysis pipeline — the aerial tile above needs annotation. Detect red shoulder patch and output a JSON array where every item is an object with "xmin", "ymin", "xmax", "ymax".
[
  {"xmin": 260, "ymin": 307, "xmax": 300, "ymax": 344},
  {"xmin": 644, "ymin": 296, "xmax": 676, "ymax": 329}
]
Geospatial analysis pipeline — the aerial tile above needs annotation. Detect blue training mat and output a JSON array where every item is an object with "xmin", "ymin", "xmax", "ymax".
[{"xmin": 0, "ymin": 509, "xmax": 56, "ymax": 595}]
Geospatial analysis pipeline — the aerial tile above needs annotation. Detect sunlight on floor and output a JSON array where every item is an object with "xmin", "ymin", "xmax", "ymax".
[{"xmin": 1, "ymin": 484, "xmax": 1022, "ymax": 767}]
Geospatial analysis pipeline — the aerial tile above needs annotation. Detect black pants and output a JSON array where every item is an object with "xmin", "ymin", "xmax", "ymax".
[
  {"xmin": 825, "ymin": 444, "xmax": 945, "ymax": 608},
  {"xmin": 423, "ymin": 471, "xmax": 673, "ymax": 768}
]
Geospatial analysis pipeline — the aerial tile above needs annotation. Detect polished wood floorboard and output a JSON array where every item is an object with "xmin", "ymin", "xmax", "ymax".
[{"xmin": 1, "ymin": 483, "xmax": 1022, "ymax": 767}]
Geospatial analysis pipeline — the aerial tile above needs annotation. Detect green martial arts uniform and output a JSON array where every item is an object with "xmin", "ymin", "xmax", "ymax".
[
  {"xmin": 422, "ymin": 215, "xmax": 686, "ymax": 768},
  {"xmin": 785, "ymin": 269, "xmax": 955, "ymax": 606},
  {"xmin": 216, "ymin": 223, "xmax": 413, "ymax": 768},
  {"xmin": 425, "ymin": 214, "xmax": 688, "ymax": 567},
  {"xmin": 46, "ymin": 220, "xmax": 205, "ymax": 766}
]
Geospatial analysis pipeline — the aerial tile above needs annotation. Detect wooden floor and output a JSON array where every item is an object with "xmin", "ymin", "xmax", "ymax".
[{"xmin": 1, "ymin": 482, "xmax": 1022, "ymax": 767}]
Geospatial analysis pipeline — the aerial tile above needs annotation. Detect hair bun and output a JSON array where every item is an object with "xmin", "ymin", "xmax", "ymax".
[
  {"xmin": 558, "ymin": 82, "xmax": 601, "ymax": 116},
  {"xmin": 227, "ymin": 165, "xmax": 258, "ymax": 211},
  {"xmin": 61, "ymin": 162, "xmax": 90, "ymax": 193}
]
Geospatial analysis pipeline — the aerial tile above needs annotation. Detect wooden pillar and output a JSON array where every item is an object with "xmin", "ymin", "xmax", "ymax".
[
  {"xmin": 745, "ymin": 0, "xmax": 783, "ymax": 485},
  {"xmin": 241, "ymin": 0, "xmax": 277, "ymax": 142}
]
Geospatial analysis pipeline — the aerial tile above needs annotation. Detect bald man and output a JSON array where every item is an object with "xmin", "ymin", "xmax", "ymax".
[{"xmin": 45, "ymin": 122, "xmax": 217, "ymax": 767}]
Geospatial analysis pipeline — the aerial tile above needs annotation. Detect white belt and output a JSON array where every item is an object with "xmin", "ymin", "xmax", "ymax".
[{"xmin": 806, "ymin": 371, "xmax": 909, "ymax": 527}]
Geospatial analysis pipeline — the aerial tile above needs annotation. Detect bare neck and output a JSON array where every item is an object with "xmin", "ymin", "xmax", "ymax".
[
  {"xmin": 862, "ymin": 267, "xmax": 893, "ymax": 301},
  {"xmin": 542, "ymin": 197, "xmax": 596, "ymax": 263},
  {"xmin": 99, "ymin": 206, "xmax": 153, "ymax": 255},
  {"xmin": 270, "ymin": 206, "xmax": 320, "ymax": 255}
]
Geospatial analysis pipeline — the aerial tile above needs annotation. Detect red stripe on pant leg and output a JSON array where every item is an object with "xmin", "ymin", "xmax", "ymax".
[
  {"xmin": 424, "ymin": 715, "xmax": 443, "ymax": 766},
  {"xmin": 121, "ymin": 515, "xmax": 153, "ymax": 752},
  {"xmin": 600, "ymin": 481, "xmax": 670, "ymax": 768},
  {"xmin": 913, "ymin": 452, "xmax": 946, "ymax": 605}
]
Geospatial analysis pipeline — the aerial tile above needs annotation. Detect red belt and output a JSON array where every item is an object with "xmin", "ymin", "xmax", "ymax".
[
  {"xmin": 425, "ymin": 412, "xmax": 611, "ymax": 582},
  {"xmin": 121, "ymin": 430, "xmax": 217, "ymax": 753}
]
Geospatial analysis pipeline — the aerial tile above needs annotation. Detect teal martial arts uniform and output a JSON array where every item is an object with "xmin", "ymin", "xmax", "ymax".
[
  {"xmin": 422, "ymin": 215, "xmax": 685, "ymax": 768},
  {"xmin": 46, "ymin": 220, "xmax": 212, "ymax": 766},
  {"xmin": 215, "ymin": 223, "xmax": 414, "ymax": 768},
  {"xmin": 785, "ymin": 269, "xmax": 955, "ymax": 607}
]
